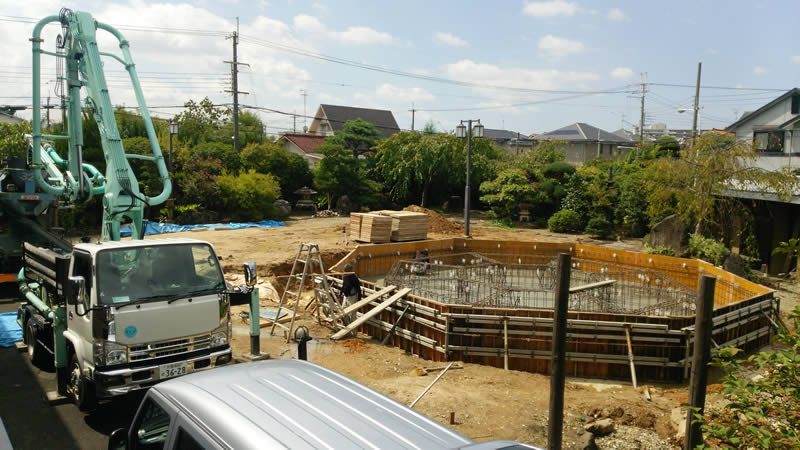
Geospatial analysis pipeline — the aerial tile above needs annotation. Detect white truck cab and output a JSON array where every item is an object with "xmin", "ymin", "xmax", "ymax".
[{"xmin": 19, "ymin": 238, "xmax": 233, "ymax": 410}]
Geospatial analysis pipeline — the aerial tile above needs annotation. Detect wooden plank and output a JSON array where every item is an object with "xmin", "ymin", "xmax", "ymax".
[
  {"xmin": 334, "ymin": 285, "xmax": 397, "ymax": 319},
  {"xmin": 332, "ymin": 288, "xmax": 411, "ymax": 339},
  {"xmin": 569, "ymin": 279, "xmax": 616, "ymax": 294}
]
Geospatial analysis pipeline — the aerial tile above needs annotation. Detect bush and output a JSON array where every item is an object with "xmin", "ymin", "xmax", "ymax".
[
  {"xmin": 217, "ymin": 170, "xmax": 280, "ymax": 221},
  {"xmin": 548, "ymin": 209, "xmax": 582, "ymax": 233},
  {"xmin": 642, "ymin": 243, "xmax": 676, "ymax": 256},
  {"xmin": 585, "ymin": 216, "xmax": 614, "ymax": 239},
  {"xmin": 688, "ymin": 233, "xmax": 730, "ymax": 265},
  {"xmin": 542, "ymin": 161, "xmax": 576, "ymax": 181}
]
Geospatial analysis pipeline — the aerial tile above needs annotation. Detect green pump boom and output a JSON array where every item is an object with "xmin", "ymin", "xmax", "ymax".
[{"xmin": 30, "ymin": 9, "xmax": 171, "ymax": 241}]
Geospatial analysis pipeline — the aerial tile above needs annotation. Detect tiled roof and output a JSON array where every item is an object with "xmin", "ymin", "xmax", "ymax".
[
  {"xmin": 282, "ymin": 134, "xmax": 326, "ymax": 154},
  {"xmin": 539, "ymin": 123, "xmax": 633, "ymax": 143},
  {"xmin": 319, "ymin": 104, "xmax": 400, "ymax": 138}
]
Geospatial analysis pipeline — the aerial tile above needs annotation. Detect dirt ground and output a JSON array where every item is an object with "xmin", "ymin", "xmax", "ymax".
[{"xmin": 166, "ymin": 211, "xmax": 796, "ymax": 449}]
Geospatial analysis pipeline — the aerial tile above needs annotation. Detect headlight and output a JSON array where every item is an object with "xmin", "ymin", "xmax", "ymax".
[
  {"xmin": 211, "ymin": 331, "xmax": 227, "ymax": 348},
  {"xmin": 94, "ymin": 340, "xmax": 128, "ymax": 366}
]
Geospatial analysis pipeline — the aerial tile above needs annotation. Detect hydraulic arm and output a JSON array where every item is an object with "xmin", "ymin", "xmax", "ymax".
[{"xmin": 30, "ymin": 9, "xmax": 171, "ymax": 241}]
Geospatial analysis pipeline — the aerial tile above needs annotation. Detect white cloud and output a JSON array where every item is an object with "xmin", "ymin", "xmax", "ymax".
[
  {"xmin": 375, "ymin": 83, "xmax": 435, "ymax": 102},
  {"xmin": 433, "ymin": 32, "xmax": 468, "ymax": 47},
  {"xmin": 791, "ymin": 55, "xmax": 800, "ymax": 64},
  {"xmin": 610, "ymin": 67, "xmax": 634, "ymax": 79},
  {"xmin": 444, "ymin": 59, "xmax": 598, "ymax": 102},
  {"xmin": 538, "ymin": 34, "xmax": 585, "ymax": 57},
  {"xmin": 522, "ymin": 0, "xmax": 579, "ymax": 17},
  {"xmin": 753, "ymin": 65, "xmax": 767, "ymax": 75},
  {"xmin": 607, "ymin": 8, "xmax": 627, "ymax": 21},
  {"xmin": 293, "ymin": 14, "xmax": 392, "ymax": 45}
]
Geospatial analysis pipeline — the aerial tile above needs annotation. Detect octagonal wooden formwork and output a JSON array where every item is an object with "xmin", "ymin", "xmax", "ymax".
[{"xmin": 326, "ymin": 239, "xmax": 777, "ymax": 382}]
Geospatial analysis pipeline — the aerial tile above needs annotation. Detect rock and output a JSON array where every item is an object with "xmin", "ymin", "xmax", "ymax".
[
  {"xmin": 584, "ymin": 418, "xmax": 615, "ymax": 436},
  {"xmin": 723, "ymin": 252, "xmax": 747, "ymax": 277},
  {"xmin": 601, "ymin": 407, "xmax": 624, "ymax": 418},
  {"xmin": 410, "ymin": 367, "xmax": 427, "ymax": 376},
  {"xmin": 575, "ymin": 431, "xmax": 597, "ymax": 450},
  {"xmin": 646, "ymin": 214, "xmax": 687, "ymax": 253},
  {"xmin": 675, "ymin": 418, "xmax": 686, "ymax": 441},
  {"xmin": 273, "ymin": 199, "xmax": 291, "ymax": 219},
  {"xmin": 175, "ymin": 208, "xmax": 219, "ymax": 225}
]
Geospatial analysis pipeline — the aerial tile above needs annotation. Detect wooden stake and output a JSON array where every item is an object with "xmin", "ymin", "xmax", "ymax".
[
  {"xmin": 624, "ymin": 325, "xmax": 638, "ymax": 389},
  {"xmin": 548, "ymin": 253, "xmax": 571, "ymax": 450},
  {"xmin": 503, "ymin": 317, "xmax": 509, "ymax": 371},
  {"xmin": 685, "ymin": 275, "xmax": 716, "ymax": 450}
]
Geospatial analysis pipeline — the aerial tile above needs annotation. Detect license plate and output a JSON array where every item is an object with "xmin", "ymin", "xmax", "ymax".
[{"xmin": 159, "ymin": 361, "xmax": 188, "ymax": 380}]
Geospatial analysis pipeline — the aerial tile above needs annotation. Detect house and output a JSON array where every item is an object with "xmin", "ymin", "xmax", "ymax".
[
  {"xmin": 533, "ymin": 122, "xmax": 634, "ymax": 165},
  {"xmin": 0, "ymin": 107, "xmax": 24, "ymax": 125},
  {"xmin": 725, "ymin": 88, "xmax": 800, "ymax": 273},
  {"xmin": 308, "ymin": 104, "xmax": 400, "ymax": 139},
  {"xmin": 483, "ymin": 128, "xmax": 535, "ymax": 155},
  {"xmin": 277, "ymin": 133, "xmax": 326, "ymax": 168}
]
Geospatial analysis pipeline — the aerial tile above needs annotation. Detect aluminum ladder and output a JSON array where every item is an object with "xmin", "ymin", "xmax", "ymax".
[{"xmin": 269, "ymin": 242, "xmax": 332, "ymax": 342}]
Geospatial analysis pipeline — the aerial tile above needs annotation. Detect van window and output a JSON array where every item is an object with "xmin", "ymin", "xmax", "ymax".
[
  {"xmin": 174, "ymin": 428, "xmax": 203, "ymax": 450},
  {"xmin": 132, "ymin": 399, "xmax": 171, "ymax": 450}
]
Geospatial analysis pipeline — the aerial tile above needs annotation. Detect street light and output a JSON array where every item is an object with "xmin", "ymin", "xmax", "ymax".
[
  {"xmin": 456, "ymin": 119, "xmax": 484, "ymax": 237},
  {"xmin": 168, "ymin": 120, "xmax": 179, "ymax": 171}
]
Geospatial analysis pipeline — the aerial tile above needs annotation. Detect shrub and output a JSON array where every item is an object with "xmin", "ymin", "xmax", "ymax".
[
  {"xmin": 217, "ymin": 170, "xmax": 280, "ymax": 221},
  {"xmin": 642, "ymin": 243, "xmax": 676, "ymax": 256},
  {"xmin": 585, "ymin": 216, "xmax": 614, "ymax": 239},
  {"xmin": 548, "ymin": 209, "xmax": 582, "ymax": 233},
  {"xmin": 688, "ymin": 233, "xmax": 730, "ymax": 266},
  {"xmin": 542, "ymin": 161, "xmax": 576, "ymax": 181},
  {"xmin": 176, "ymin": 155, "xmax": 223, "ymax": 210}
]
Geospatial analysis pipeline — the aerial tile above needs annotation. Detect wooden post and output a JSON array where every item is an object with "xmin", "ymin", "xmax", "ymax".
[
  {"xmin": 503, "ymin": 317, "xmax": 509, "ymax": 370},
  {"xmin": 685, "ymin": 275, "xmax": 716, "ymax": 450},
  {"xmin": 444, "ymin": 316, "xmax": 450, "ymax": 361},
  {"xmin": 624, "ymin": 325, "xmax": 638, "ymax": 389},
  {"xmin": 382, "ymin": 304, "xmax": 410, "ymax": 345},
  {"xmin": 548, "ymin": 253, "xmax": 571, "ymax": 450}
]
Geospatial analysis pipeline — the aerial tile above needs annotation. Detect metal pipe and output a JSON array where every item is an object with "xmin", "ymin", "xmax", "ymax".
[
  {"xmin": 16, "ymin": 268, "xmax": 55, "ymax": 320},
  {"xmin": 409, "ymin": 362, "xmax": 454, "ymax": 408}
]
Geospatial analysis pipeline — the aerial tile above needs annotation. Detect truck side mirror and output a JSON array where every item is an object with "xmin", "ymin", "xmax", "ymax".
[
  {"xmin": 67, "ymin": 276, "xmax": 85, "ymax": 306},
  {"xmin": 243, "ymin": 261, "xmax": 257, "ymax": 288},
  {"xmin": 107, "ymin": 428, "xmax": 128, "ymax": 450}
]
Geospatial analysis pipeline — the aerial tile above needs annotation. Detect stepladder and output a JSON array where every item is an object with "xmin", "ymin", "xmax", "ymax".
[{"xmin": 269, "ymin": 242, "xmax": 334, "ymax": 342}]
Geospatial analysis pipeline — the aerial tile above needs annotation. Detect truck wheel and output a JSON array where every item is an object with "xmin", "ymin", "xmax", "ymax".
[
  {"xmin": 26, "ymin": 319, "xmax": 48, "ymax": 368},
  {"xmin": 68, "ymin": 353, "xmax": 97, "ymax": 412}
]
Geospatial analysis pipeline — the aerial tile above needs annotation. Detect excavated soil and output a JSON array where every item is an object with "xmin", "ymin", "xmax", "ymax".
[
  {"xmin": 403, "ymin": 205, "xmax": 464, "ymax": 235},
  {"xmin": 166, "ymin": 214, "xmax": 689, "ymax": 448}
]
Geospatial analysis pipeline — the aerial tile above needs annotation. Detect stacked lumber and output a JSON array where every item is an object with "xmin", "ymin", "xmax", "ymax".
[
  {"xmin": 358, "ymin": 213, "xmax": 392, "ymax": 243},
  {"xmin": 374, "ymin": 210, "xmax": 428, "ymax": 241},
  {"xmin": 350, "ymin": 213, "xmax": 364, "ymax": 240}
]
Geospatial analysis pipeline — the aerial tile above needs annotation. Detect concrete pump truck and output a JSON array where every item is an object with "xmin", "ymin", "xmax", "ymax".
[{"xmin": 13, "ymin": 9, "xmax": 232, "ymax": 411}]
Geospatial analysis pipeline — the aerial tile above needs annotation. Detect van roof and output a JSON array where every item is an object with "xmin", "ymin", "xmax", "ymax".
[
  {"xmin": 153, "ymin": 359, "xmax": 474, "ymax": 449},
  {"xmin": 73, "ymin": 238, "xmax": 213, "ymax": 255}
]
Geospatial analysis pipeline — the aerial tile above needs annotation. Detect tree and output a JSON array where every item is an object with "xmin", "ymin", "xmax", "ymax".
[
  {"xmin": 0, "ymin": 121, "xmax": 32, "ymax": 161},
  {"xmin": 192, "ymin": 142, "xmax": 241, "ymax": 173},
  {"xmin": 645, "ymin": 132, "xmax": 799, "ymax": 234},
  {"xmin": 240, "ymin": 142, "xmax": 313, "ymax": 197},
  {"xmin": 313, "ymin": 143, "xmax": 361, "ymax": 208},
  {"xmin": 219, "ymin": 111, "xmax": 265, "ymax": 148},
  {"xmin": 325, "ymin": 119, "xmax": 380, "ymax": 157},
  {"xmin": 176, "ymin": 154, "xmax": 223, "ymax": 209},
  {"xmin": 654, "ymin": 135, "xmax": 680, "ymax": 158},
  {"xmin": 376, "ymin": 132, "xmax": 459, "ymax": 207},
  {"xmin": 174, "ymin": 97, "xmax": 230, "ymax": 146},
  {"xmin": 122, "ymin": 136, "xmax": 163, "ymax": 198},
  {"xmin": 479, "ymin": 168, "xmax": 537, "ymax": 221}
]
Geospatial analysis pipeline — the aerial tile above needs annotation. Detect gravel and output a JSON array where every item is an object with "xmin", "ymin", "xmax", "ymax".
[{"xmin": 594, "ymin": 424, "xmax": 677, "ymax": 449}]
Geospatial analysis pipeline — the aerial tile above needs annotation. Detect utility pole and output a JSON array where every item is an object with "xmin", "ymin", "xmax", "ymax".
[
  {"xmin": 46, "ymin": 95, "xmax": 50, "ymax": 130},
  {"xmin": 293, "ymin": 112, "xmax": 297, "ymax": 133},
  {"xmin": 300, "ymin": 89, "xmax": 308, "ymax": 131},
  {"xmin": 639, "ymin": 72, "xmax": 647, "ymax": 142},
  {"xmin": 224, "ymin": 17, "xmax": 248, "ymax": 152},
  {"xmin": 692, "ymin": 62, "xmax": 702, "ymax": 140},
  {"xmin": 409, "ymin": 103, "xmax": 416, "ymax": 131}
]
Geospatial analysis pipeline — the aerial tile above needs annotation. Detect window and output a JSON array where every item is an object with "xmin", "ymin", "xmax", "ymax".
[
  {"xmin": 792, "ymin": 94, "xmax": 800, "ymax": 115},
  {"xmin": 753, "ymin": 130, "xmax": 784, "ymax": 152},
  {"xmin": 132, "ymin": 399, "xmax": 171, "ymax": 450},
  {"xmin": 173, "ymin": 428, "xmax": 204, "ymax": 450},
  {"xmin": 72, "ymin": 251, "xmax": 92, "ymax": 306}
]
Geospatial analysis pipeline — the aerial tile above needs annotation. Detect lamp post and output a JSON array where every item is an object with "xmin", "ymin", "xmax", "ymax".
[
  {"xmin": 168, "ymin": 120, "xmax": 179, "ymax": 171},
  {"xmin": 456, "ymin": 119, "xmax": 484, "ymax": 237}
]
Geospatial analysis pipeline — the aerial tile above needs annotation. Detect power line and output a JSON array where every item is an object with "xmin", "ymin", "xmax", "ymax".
[{"xmin": 649, "ymin": 82, "xmax": 787, "ymax": 92}]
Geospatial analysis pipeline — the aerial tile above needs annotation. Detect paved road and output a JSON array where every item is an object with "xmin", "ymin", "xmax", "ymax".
[{"xmin": 0, "ymin": 286, "xmax": 143, "ymax": 450}]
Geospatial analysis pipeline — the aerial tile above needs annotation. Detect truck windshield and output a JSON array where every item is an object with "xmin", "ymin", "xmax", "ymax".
[{"xmin": 96, "ymin": 244, "xmax": 225, "ymax": 306}]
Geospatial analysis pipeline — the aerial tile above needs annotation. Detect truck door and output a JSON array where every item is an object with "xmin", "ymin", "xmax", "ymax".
[{"xmin": 67, "ymin": 251, "xmax": 94, "ymax": 365}]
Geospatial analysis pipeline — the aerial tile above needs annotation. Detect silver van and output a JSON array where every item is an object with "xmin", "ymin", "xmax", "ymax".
[{"xmin": 108, "ymin": 359, "xmax": 533, "ymax": 449}]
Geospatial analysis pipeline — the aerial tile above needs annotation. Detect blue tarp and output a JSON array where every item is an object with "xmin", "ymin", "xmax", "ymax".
[
  {"xmin": 0, "ymin": 312, "xmax": 22, "ymax": 348},
  {"xmin": 120, "ymin": 220, "xmax": 285, "ymax": 237}
]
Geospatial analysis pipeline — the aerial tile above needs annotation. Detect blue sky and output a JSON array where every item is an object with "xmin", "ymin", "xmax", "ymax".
[{"xmin": 1, "ymin": 0, "xmax": 799, "ymax": 136}]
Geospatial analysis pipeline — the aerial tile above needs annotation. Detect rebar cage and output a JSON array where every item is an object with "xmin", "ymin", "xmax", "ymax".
[{"xmin": 385, "ymin": 252, "xmax": 703, "ymax": 316}]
